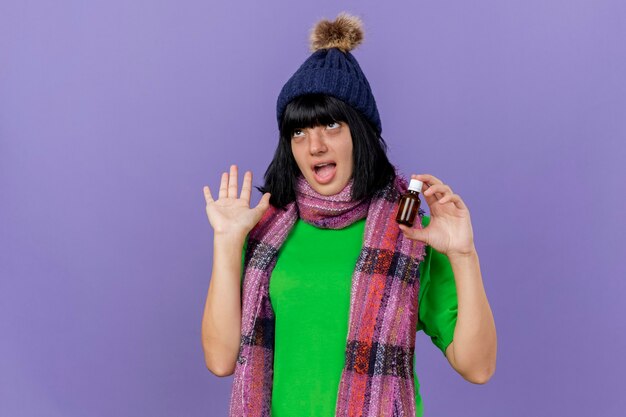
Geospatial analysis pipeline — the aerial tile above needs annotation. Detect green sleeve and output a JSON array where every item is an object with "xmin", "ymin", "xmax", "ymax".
[{"xmin": 416, "ymin": 215, "xmax": 459, "ymax": 357}]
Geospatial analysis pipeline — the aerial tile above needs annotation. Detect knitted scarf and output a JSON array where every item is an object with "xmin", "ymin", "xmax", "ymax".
[{"xmin": 228, "ymin": 167, "xmax": 427, "ymax": 417}]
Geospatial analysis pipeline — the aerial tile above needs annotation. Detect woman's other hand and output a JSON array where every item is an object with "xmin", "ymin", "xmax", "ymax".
[
  {"xmin": 203, "ymin": 164, "xmax": 271, "ymax": 238},
  {"xmin": 398, "ymin": 173, "xmax": 475, "ymax": 258}
]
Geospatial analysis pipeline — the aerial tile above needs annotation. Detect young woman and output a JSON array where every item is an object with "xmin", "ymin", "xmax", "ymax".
[{"xmin": 201, "ymin": 12, "xmax": 497, "ymax": 417}]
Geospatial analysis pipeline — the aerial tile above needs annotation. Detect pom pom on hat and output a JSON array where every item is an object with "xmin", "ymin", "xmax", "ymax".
[
  {"xmin": 276, "ymin": 11, "xmax": 382, "ymax": 134},
  {"xmin": 309, "ymin": 12, "xmax": 364, "ymax": 53}
]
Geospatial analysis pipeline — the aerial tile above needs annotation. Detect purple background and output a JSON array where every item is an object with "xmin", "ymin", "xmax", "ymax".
[{"xmin": 1, "ymin": 1, "xmax": 624, "ymax": 416}]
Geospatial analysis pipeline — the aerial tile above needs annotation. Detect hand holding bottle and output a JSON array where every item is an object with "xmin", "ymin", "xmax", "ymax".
[
  {"xmin": 398, "ymin": 173, "xmax": 475, "ymax": 258},
  {"xmin": 203, "ymin": 164, "xmax": 271, "ymax": 239}
]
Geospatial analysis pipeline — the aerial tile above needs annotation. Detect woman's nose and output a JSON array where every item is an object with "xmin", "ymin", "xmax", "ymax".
[{"xmin": 309, "ymin": 129, "xmax": 327, "ymax": 154}]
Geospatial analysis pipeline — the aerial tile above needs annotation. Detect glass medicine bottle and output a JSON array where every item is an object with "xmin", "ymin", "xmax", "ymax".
[{"xmin": 396, "ymin": 178, "xmax": 424, "ymax": 227}]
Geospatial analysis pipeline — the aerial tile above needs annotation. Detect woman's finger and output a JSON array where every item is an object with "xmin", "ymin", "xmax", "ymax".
[
  {"xmin": 398, "ymin": 223, "xmax": 427, "ymax": 244},
  {"xmin": 424, "ymin": 183, "xmax": 451, "ymax": 200},
  {"xmin": 438, "ymin": 192, "xmax": 454, "ymax": 204},
  {"xmin": 450, "ymin": 194, "xmax": 467, "ymax": 210},
  {"xmin": 218, "ymin": 172, "xmax": 228, "ymax": 199},
  {"xmin": 412, "ymin": 173, "xmax": 443, "ymax": 187},
  {"xmin": 203, "ymin": 185, "xmax": 215, "ymax": 204},
  {"xmin": 411, "ymin": 173, "xmax": 445, "ymax": 199},
  {"xmin": 240, "ymin": 171, "xmax": 252, "ymax": 204},
  {"xmin": 440, "ymin": 193, "xmax": 467, "ymax": 210},
  {"xmin": 425, "ymin": 183, "xmax": 452, "ymax": 195},
  {"xmin": 254, "ymin": 192, "xmax": 271, "ymax": 213},
  {"xmin": 228, "ymin": 164, "xmax": 238, "ymax": 198}
]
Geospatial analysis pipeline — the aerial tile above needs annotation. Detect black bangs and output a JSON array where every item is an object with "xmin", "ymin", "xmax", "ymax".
[{"xmin": 280, "ymin": 94, "xmax": 350, "ymax": 140}]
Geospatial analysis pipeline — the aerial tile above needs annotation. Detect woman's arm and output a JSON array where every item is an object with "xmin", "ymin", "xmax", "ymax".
[
  {"xmin": 201, "ymin": 232, "xmax": 246, "ymax": 377},
  {"xmin": 200, "ymin": 165, "xmax": 271, "ymax": 377},
  {"xmin": 399, "ymin": 173, "xmax": 497, "ymax": 384},
  {"xmin": 444, "ymin": 249, "xmax": 497, "ymax": 384}
]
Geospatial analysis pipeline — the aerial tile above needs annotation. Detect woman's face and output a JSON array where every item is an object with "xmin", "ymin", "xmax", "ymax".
[{"xmin": 290, "ymin": 121, "xmax": 354, "ymax": 196}]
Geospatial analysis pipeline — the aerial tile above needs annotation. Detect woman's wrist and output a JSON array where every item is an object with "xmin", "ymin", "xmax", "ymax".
[
  {"xmin": 214, "ymin": 230, "xmax": 247, "ymax": 248},
  {"xmin": 446, "ymin": 245, "xmax": 477, "ymax": 262}
]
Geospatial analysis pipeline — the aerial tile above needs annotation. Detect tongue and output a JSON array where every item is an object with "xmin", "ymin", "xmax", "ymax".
[{"xmin": 316, "ymin": 164, "xmax": 335, "ymax": 178}]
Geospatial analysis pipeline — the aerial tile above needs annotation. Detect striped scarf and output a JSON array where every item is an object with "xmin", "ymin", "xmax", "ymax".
[{"xmin": 229, "ymin": 167, "xmax": 427, "ymax": 416}]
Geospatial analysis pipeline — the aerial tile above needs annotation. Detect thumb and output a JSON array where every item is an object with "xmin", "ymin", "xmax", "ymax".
[
  {"xmin": 398, "ymin": 224, "xmax": 428, "ymax": 244},
  {"xmin": 255, "ymin": 192, "xmax": 271, "ymax": 213}
]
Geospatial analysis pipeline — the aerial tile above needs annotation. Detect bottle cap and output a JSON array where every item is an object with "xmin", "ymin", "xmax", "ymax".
[{"xmin": 408, "ymin": 178, "xmax": 423, "ymax": 192}]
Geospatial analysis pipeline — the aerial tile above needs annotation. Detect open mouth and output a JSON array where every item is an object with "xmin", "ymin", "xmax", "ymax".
[{"xmin": 312, "ymin": 162, "xmax": 337, "ymax": 184}]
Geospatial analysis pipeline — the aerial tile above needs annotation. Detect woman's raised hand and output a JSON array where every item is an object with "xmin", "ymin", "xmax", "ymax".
[{"xmin": 203, "ymin": 164, "xmax": 271, "ymax": 238}]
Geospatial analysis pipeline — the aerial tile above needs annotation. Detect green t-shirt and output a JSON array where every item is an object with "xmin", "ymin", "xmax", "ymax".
[{"xmin": 241, "ymin": 215, "xmax": 458, "ymax": 417}]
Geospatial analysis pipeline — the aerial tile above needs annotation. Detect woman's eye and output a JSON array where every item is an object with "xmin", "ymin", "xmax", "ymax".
[
  {"xmin": 292, "ymin": 129, "xmax": 304, "ymax": 138},
  {"xmin": 327, "ymin": 122, "xmax": 339, "ymax": 129}
]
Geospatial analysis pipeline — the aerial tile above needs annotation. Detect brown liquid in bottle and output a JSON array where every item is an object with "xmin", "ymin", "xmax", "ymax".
[{"xmin": 396, "ymin": 179, "xmax": 424, "ymax": 227}]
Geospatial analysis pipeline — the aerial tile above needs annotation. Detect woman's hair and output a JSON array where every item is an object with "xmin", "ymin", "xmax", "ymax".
[{"xmin": 256, "ymin": 93, "xmax": 395, "ymax": 209}]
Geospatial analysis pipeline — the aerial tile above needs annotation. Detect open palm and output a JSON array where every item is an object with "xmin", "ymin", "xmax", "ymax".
[{"xmin": 203, "ymin": 165, "xmax": 271, "ymax": 237}]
